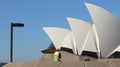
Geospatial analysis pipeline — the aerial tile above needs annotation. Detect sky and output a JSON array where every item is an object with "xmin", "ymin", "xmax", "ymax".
[{"xmin": 0, "ymin": 0, "xmax": 120, "ymax": 62}]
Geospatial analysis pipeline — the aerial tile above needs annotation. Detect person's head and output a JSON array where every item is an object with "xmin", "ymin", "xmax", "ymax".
[{"xmin": 56, "ymin": 48, "xmax": 60, "ymax": 51}]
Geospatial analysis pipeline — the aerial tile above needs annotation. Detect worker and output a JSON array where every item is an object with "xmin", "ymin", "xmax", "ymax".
[{"xmin": 54, "ymin": 48, "xmax": 61, "ymax": 61}]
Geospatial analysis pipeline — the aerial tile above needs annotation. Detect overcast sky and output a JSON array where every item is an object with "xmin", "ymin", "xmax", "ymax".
[{"xmin": 0, "ymin": 0, "xmax": 120, "ymax": 62}]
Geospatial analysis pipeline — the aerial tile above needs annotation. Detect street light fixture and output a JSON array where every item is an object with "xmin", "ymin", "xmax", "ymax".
[{"xmin": 10, "ymin": 23, "xmax": 24, "ymax": 62}]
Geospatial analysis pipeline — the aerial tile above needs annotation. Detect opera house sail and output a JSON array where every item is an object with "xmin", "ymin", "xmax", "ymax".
[
  {"xmin": 85, "ymin": 3, "xmax": 120, "ymax": 58},
  {"xmin": 43, "ymin": 27, "xmax": 70, "ymax": 49},
  {"xmin": 67, "ymin": 17, "xmax": 93, "ymax": 55}
]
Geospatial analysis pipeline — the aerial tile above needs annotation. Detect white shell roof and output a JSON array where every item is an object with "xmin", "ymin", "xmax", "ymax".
[
  {"xmin": 114, "ymin": 45, "xmax": 120, "ymax": 52},
  {"xmin": 43, "ymin": 27, "xmax": 70, "ymax": 49},
  {"xmin": 85, "ymin": 3, "xmax": 120, "ymax": 57},
  {"xmin": 61, "ymin": 31, "xmax": 76, "ymax": 54},
  {"xmin": 92, "ymin": 25, "xmax": 101, "ymax": 57},
  {"xmin": 108, "ymin": 45, "xmax": 120, "ymax": 57},
  {"xmin": 61, "ymin": 31, "xmax": 73, "ymax": 49},
  {"xmin": 82, "ymin": 27, "xmax": 97, "ymax": 52},
  {"xmin": 67, "ymin": 17, "xmax": 92, "ymax": 55}
]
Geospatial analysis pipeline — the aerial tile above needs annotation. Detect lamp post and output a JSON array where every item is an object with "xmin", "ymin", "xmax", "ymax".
[{"xmin": 10, "ymin": 23, "xmax": 24, "ymax": 62}]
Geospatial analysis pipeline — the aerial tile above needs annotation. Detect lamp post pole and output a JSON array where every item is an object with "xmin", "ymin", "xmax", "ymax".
[
  {"xmin": 10, "ymin": 23, "xmax": 13, "ymax": 62},
  {"xmin": 10, "ymin": 23, "xmax": 24, "ymax": 62}
]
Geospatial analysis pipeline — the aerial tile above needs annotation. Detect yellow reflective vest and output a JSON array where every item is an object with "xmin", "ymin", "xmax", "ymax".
[{"xmin": 54, "ymin": 51, "xmax": 60, "ymax": 61}]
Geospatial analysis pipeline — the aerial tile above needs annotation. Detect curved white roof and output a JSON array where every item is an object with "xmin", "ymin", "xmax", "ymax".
[
  {"xmin": 85, "ymin": 3, "xmax": 120, "ymax": 57},
  {"xmin": 43, "ymin": 27, "xmax": 70, "ymax": 49},
  {"xmin": 114, "ymin": 45, "xmax": 120, "ymax": 52},
  {"xmin": 93, "ymin": 25, "xmax": 101, "ymax": 57},
  {"xmin": 67, "ymin": 17, "xmax": 92, "ymax": 55},
  {"xmin": 61, "ymin": 31, "xmax": 77, "ymax": 54},
  {"xmin": 108, "ymin": 45, "xmax": 120, "ymax": 57},
  {"xmin": 61, "ymin": 31, "xmax": 73, "ymax": 49},
  {"xmin": 83, "ymin": 27, "xmax": 97, "ymax": 52}
]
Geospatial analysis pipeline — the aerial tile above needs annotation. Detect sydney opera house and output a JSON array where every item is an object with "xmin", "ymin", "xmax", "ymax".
[
  {"xmin": 3, "ymin": 3, "xmax": 120, "ymax": 67},
  {"xmin": 43, "ymin": 3, "xmax": 120, "ymax": 58}
]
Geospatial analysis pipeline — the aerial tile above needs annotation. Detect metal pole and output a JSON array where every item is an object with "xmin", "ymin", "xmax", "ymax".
[
  {"xmin": 10, "ymin": 23, "xmax": 24, "ymax": 62},
  {"xmin": 10, "ymin": 23, "xmax": 13, "ymax": 62}
]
